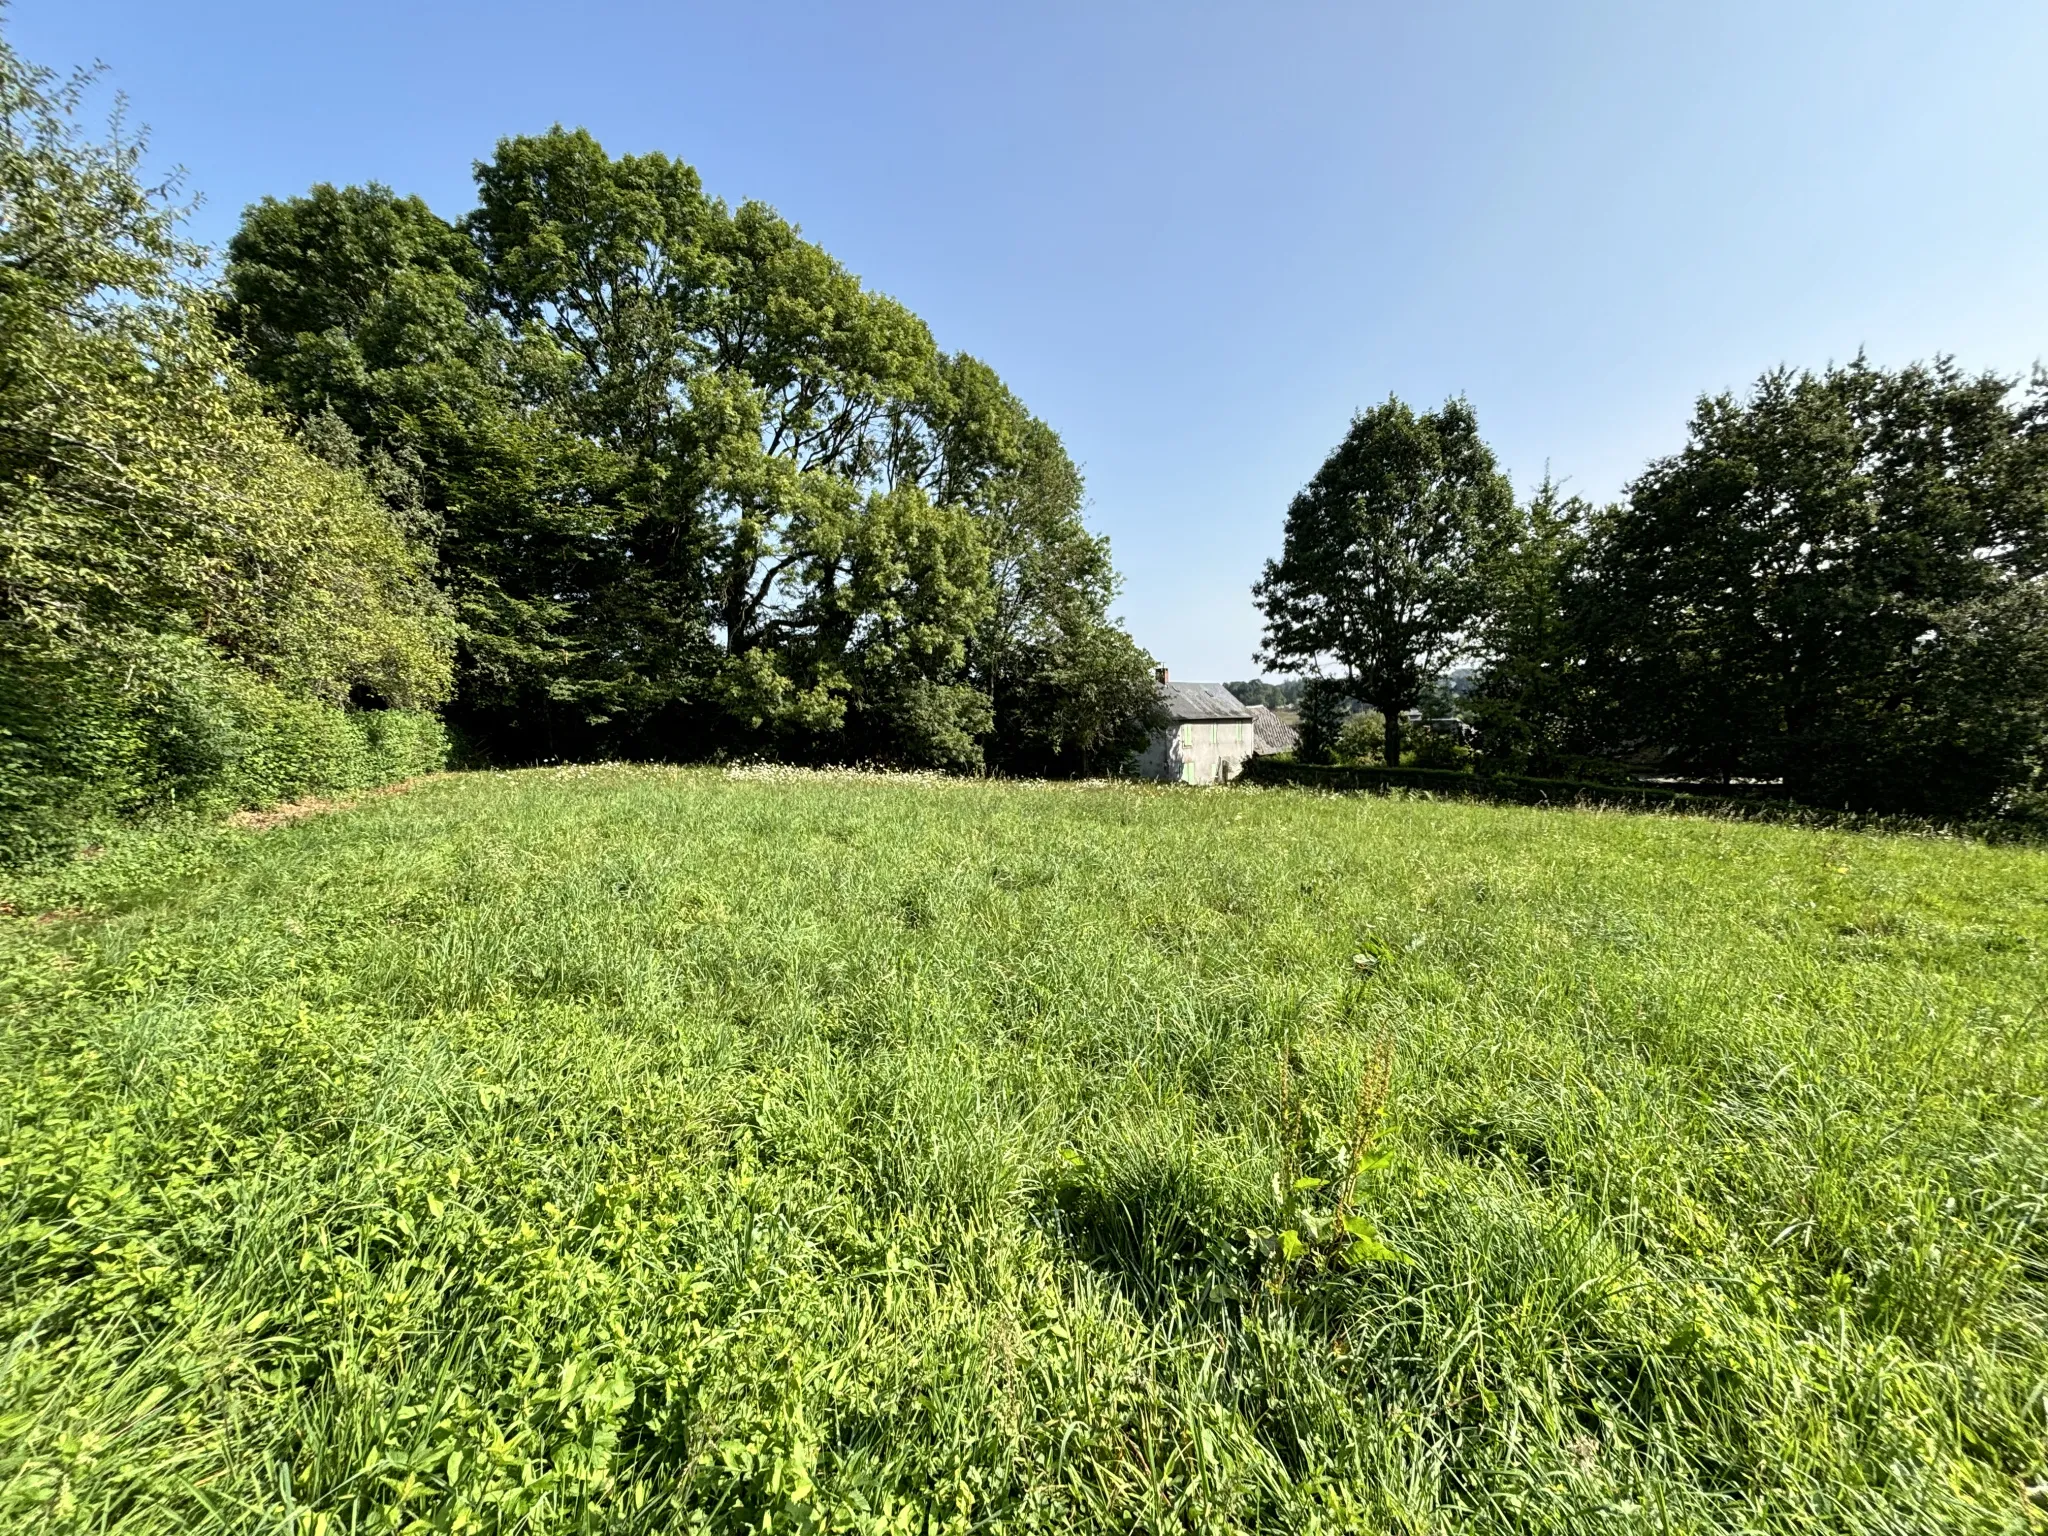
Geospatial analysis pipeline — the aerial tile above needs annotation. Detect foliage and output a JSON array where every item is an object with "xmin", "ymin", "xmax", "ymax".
[
  {"xmin": 226, "ymin": 168, "xmax": 691, "ymax": 754},
  {"xmin": 1293, "ymin": 677, "xmax": 1349, "ymax": 764},
  {"xmin": 1246, "ymin": 964, "xmax": 1406, "ymax": 1278},
  {"xmin": 0, "ymin": 23, "xmax": 452, "ymax": 859},
  {"xmin": 2, "ymin": 765, "xmax": 2043, "ymax": 1531},
  {"xmin": 1579, "ymin": 360, "xmax": 2048, "ymax": 815},
  {"xmin": 1456, "ymin": 366, "xmax": 2048, "ymax": 817},
  {"xmin": 1334, "ymin": 707, "xmax": 1386, "ymax": 764},
  {"xmin": 0, "ymin": 630, "xmax": 447, "ymax": 858},
  {"xmin": 989, "ymin": 617, "xmax": 1165, "ymax": 777},
  {"xmin": 1464, "ymin": 480, "xmax": 1595, "ymax": 772},
  {"xmin": 1406, "ymin": 725, "xmax": 1475, "ymax": 770},
  {"xmin": 1255, "ymin": 397, "xmax": 1518, "ymax": 767},
  {"xmin": 224, "ymin": 134, "xmax": 1157, "ymax": 774}
]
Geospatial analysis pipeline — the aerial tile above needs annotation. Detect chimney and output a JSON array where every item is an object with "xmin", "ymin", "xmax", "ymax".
[{"xmin": 1155, "ymin": 666, "xmax": 1169, "ymax": 684}]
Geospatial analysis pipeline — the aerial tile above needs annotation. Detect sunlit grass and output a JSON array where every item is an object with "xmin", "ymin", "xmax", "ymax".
[{"xmin": 3, "ymin": 765, "xmax": 2044, "ymax": 1532}]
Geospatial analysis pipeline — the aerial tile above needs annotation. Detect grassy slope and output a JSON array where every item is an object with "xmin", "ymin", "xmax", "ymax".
[{"xmin": 2, "ymin": 766, "xmax": 2044, "ymax": 1534}]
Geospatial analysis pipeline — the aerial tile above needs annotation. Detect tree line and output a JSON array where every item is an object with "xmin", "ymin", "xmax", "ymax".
[
  {"xmin": 10, "ymin": 13, "xmax": 2043, "ymax": 853},
  {"xmin": 220, "ymin": 134, "xmax": 1159, "ymax": 775},
  {"xmin": 0, "ymin": 23, "xmax": 1160, "ymax": 858},
  {"xmin": 0, "ymin": 31, "xmax": 453, "ymax": 859},
  {"xmin": 1257, "ymin": 374, "xmax": 2048, "ymax": 820}
]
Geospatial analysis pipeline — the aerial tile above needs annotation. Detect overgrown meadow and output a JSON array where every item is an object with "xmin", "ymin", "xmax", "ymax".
[{"xmin": 2, "ymin": 767, "xmax": 2044, "ymax": 1533}]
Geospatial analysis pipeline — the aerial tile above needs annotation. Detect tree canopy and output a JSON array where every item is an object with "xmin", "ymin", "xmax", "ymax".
[
  {"xmin": 1, "ymin": 31, "xmax": 451, "ymax": 856},
  {"xmin": 1261, "ymin": 367, "xmax": 2048, "ymax": 822},
  {"xmin": 1254, "ymin": 397, "xmax": 1516, "ymax": 766},
  {"xmin": 1577, "ymin": 359, "xmax": 2048, "ymax": 814},
  {"xmin": 223, "ymin": 129, "xmax": 1157, "ymax": 772}
]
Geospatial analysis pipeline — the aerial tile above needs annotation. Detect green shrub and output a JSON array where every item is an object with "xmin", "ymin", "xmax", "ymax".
[
  {"xmin": 0, "ymin": 641, "xmax": 148, "ymax": 859},
  {"xmin": 359, "ymin": 708, "xmax": 449, "ymax": 783},
  {"xmin": 0, "ymin": 27, "xmax": 451, "ymax": 866},
  {"xmin": 1407, "ymin": 726, "xmax": 1475, "ymax": 770},
  {"xmin": 0, "ymin": 633, "xmax": 446, "ymax": 864},
  {"xmin": 1334, "ymin": 710, "xmax": 1385, "ymax": 763}
]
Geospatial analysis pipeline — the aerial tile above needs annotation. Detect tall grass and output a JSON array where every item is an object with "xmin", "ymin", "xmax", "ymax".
[{"xmin": 2, "ymin": 766, "xmax": 2043, "ymax": 1532}]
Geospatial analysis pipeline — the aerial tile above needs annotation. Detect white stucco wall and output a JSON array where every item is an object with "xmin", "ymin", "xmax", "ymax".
[{"xmin": 1134, "ymin": 720, "xmax": 1257, "ymax": 783}]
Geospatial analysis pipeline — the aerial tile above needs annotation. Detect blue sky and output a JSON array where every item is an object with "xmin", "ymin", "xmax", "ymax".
[{"xmin": 14, "ymin": 0, "xmax": 2046, "ymax": 681}]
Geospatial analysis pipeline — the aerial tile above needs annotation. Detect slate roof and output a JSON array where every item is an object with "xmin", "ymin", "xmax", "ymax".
[
  {"xmin": 1160, "ymin": 681, "xmax": 1254, "ymax": 723},
  {"xmin": 1246, "ymin": 704, "xmax": 1298, "ymax": 753}
]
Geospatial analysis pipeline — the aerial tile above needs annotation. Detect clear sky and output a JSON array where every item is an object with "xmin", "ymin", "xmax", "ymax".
[{"xmin": 13, "ymin": 0, "xmax": 2046, "ymax": 681}]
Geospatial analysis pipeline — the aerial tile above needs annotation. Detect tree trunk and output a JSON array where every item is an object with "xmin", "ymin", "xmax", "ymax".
[{"xmin": 1384, "ymin": 711, "xmax": 1403, "ymax": 768}]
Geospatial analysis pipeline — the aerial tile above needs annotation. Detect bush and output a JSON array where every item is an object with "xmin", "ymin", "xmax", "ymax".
[
  {"xmin": 359, "ymin": 708, "xmax": 450, "ymax": 783},
  {"xmin": 0, "ymin": 632, "xmax": 446, "ymax": 864},
  {"xmin": 0, "ymin": 641, "xmax": 150, "ymax": 858},
  {"xmin": 0, "ymin": 27, "xmax": 451, "ymax": 865},
  {"xmin": 1407, "ymin": 727, "xmax": 1475, "ymax": 770},
  {"xmin": 1334, "ymin": 710, "xmax": 1385, "ymax": 764}
]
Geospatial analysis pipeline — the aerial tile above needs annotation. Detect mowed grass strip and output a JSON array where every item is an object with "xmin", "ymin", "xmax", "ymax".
[{"xmin": 2, "ymin": 766, "xmax": 2044, "ymax": 1534}]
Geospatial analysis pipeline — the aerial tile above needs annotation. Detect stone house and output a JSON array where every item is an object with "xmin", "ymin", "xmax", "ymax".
[{"xmin": 1132, "ymin": 670, "xmax": 1257, "ymax": 783}]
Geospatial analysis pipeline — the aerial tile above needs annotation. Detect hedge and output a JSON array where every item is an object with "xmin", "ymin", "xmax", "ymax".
[
  {"xmin": 1, "ymin": 634, "xmax": 447, "ymax": 864},
  {"xmin": 1236, "ymin": 757, "xmax": 2044, "ymax": 840}
]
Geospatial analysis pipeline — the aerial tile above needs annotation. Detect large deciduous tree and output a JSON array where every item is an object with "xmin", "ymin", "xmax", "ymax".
[
  {"xmin": 1581, "ymin": 359, "xmax": 2048, "ymax": 815},
  {"xmin": 226, "ymin": 165, "xmax": 672, "ymax": 758},
  {"xmin": 223, "ymin": 129, "xmax": 1157, "ymax": 773},
  {"xmin": 1464, "ymin": 479, "xmax": 1599, "ymax": 774},
  {"xmin": 1254, "ymin": 397, "xmax": 1516, "ymax": 765}
]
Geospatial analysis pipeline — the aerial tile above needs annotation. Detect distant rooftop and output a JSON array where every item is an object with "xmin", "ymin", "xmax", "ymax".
[
  {"xmin": 1158, "ymin": 677, "xmax": 1253, "ymax": 723},
  {"xmin": 1246, "ymin": 704, "xmax": 1297, "ymax": 752}
]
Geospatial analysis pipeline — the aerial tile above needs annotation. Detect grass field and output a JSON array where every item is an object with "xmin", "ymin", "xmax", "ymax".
[{"xmin": 2, "ymin": 766, "xmax": 2044, "ymax": 1534}]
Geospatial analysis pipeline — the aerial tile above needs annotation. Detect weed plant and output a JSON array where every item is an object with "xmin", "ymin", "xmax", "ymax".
[{"xmin": 2, "ymin": 766, "xmax": 2044, "ymax": 1532}]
